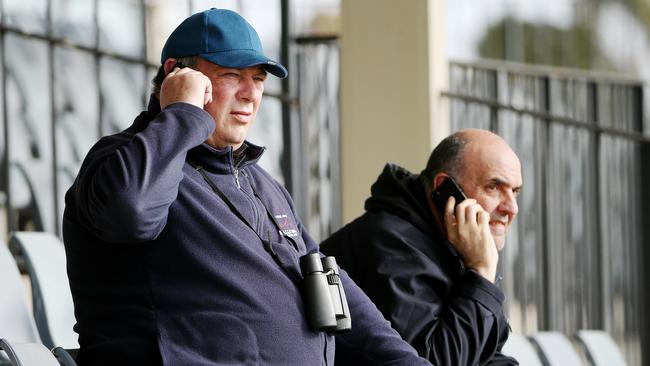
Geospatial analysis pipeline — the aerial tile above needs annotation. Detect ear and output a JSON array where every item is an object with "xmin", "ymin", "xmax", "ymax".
[
  {"xmin": 163, "ymin": 58, "xmax": 179, "ymax": 75},
  {"xmin": 431, "ymin": 173, "xmax": 450, "ymax": 192}
]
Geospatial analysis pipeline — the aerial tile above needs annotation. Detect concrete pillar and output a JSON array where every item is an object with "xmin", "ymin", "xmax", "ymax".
[{"xmin": 340, "ymin": 0, "xmax": 448, "ymax": 223}]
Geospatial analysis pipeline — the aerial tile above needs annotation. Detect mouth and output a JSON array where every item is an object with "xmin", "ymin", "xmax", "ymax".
[
  {"xmin": 230, "ymin": 111, "xmax": 252, "ymax": 122},
  {"xmin": 489, "ymin": 220, "xmax": 507, "ymax": 235}
]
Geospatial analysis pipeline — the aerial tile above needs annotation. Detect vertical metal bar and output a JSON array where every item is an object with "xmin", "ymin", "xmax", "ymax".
[
  {"xmin": 141, "ymin": 0, "xmax": 148, "ymax": 106},
  {"xmin": 489, "ymin": 68, "xmax": 498, "ymax": 132},
  {"xmin": 540, "ymin": 74, "xmax": 551, "ymax": 330},
  {"xmin": 330, "ymin": 40, "xmax": 342, "ymax": 233},
  {"xmin": 588, "ymin": 80, "xmax": 602, "ymax": 329},
  {"xmin": 633, "ymin": 85, "xmax": 643, "ymax": 133},
  {"xmin": 280, "ymin": 0, "xmax": 293, "ymax": 196},
  {"xmin": 641, "ymin": 139, "xmax": 650, "ymax": 366},
  {"xmin": 630, "ymin": 87, "xmax": 648, "ymax": 366},
  {"xmin": 295, "ymin": 41, "xmax": 309, "ymax": 223},
  {"xmin": 95, "ymin": 0, "xmax": 102, "ymax": 138},
  {"xmin": 48, "ymin": 0, "xmax": 60, "ymax": 235},
  {"xmin": 0, "ymin": 2, "xmax": 14, "ymax": 232}
]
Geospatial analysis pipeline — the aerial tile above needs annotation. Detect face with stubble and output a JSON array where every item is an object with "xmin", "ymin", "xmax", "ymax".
[
  {"xmin": 193, "ymin": 58, "xmax": 267, "ymax": 150},
  {"xmin": 454, "ymin": 132, "xmax": 522, "ymax": 251}
]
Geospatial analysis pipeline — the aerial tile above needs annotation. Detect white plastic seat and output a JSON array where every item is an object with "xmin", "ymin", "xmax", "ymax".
[
  {"xmin": 501, "ymin": 333, "xmax": 543, "ymax": 366},
  {"xmin": 0, "ymin": 339, "xmax": 60, "ymax": 366},
  {"xmin": 0, "ymin": 241, "xmax": 40, "ymax": 343},
  {"xmin": 529, "ymin": 331, "xmax": 584, "ymax": 366},
  {"xmin": 575, "ymin": 330, "xmax": 627, "ymax": 366},
  {"xmin": 0, "ymin": 242, "xmax": 41, "ymax": 364},
  {"xmin": 9, "ymin": 232, "xmax": 78, "ymax": 350}
]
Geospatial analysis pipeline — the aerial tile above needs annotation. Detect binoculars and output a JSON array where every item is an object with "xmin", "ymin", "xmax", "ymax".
[{"xmin": 300, "ymin": 253, "xmax": 351, "ymax": 333}]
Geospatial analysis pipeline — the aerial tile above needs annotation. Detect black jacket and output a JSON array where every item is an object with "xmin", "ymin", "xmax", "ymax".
[{"xmin": 321, "ymin": 163, "xmax": 518, "ymax": 365}]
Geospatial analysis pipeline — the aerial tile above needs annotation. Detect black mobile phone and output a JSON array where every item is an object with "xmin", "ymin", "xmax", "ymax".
[{"xmin": 431, "ymin": 177, "xmax": 467, "ymax": 216}]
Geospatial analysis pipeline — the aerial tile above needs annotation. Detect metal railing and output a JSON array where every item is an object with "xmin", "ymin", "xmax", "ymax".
[
  {"xmin": 0, "ymin": 1, "xmax": 293, "ymax": 237},
  {"xmin": 292, "ymin": 35, "xmax": 341, "ymax": 241},
  {"xmin": 444, "ymin": 59, "xmax": 649, "ymax": 366}
]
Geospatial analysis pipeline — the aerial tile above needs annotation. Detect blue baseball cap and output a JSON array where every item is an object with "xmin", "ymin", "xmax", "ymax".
[{"xmin": 160, "ymin": 8, "xmax": 288, "ymax": 78}]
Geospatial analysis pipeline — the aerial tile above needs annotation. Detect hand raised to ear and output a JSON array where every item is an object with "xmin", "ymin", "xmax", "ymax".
[
  {"xmin": 444, "ymin": 197, "xmax": 498, "ymax": 282},
  {"xmin": 160, "ymin": 66, "xmax": 213, "ymax": 110}
]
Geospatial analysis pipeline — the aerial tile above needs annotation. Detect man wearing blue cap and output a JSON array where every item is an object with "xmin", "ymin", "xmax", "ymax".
[{"xmin": 63, "ymin": 8, "xmax": 430, "ymax": 366}]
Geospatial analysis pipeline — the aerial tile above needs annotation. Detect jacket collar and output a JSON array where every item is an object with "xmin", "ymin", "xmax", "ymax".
[
  {"xmin": 366, "ymin": 163, "xmax": 462, "ymax": 262},
  {"xmin": 187, "ymin": 142, "xmax": 265, "ymax": 173}
]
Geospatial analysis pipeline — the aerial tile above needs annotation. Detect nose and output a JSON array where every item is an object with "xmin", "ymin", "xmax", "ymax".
[
  {"xmin": 499, "ymin": 190, "xmax": 519, "ymax": 220},
  {"xmin": 236, "ymin": 77, "xmax": 259, "ymax": 102}
]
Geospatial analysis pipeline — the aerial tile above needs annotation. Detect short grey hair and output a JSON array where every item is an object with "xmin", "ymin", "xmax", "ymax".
[
  {"xmin": 151, "ymin": 56, "xmax": 199, "ymax": 97},
  {"xmin": 420, "ymin": 132, "xmax": 468, "ymax": 185}
]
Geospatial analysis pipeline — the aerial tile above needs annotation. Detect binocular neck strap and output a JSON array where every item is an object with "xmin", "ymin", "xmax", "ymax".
[{"xmin": 188, "ymin": 161, "xmax": 302, "ymax": 283}]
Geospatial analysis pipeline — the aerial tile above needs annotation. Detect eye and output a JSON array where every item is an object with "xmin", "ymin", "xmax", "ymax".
[
  {"xmin": 485, "ymin": 184, "xmax": 498, "ymax": 192},
  {"xmin": 220, "ymin": 72, "xmax": 240, "ymax": 79}
]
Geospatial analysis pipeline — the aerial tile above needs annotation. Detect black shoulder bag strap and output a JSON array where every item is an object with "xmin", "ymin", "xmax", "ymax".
[{"xmin": 189, "ymin": 162, "xmax": 302, "ymax": 283}]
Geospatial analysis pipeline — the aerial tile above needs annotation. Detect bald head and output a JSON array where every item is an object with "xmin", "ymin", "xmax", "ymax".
[
  {"xmin": 456, "ymin": 128, "xmax": 510, "ymax": 150},
  {"xmin": 455, "ymin": 129, "xmax": 520, "ymax": 177},
  {"xmin": 423, "ymin": 128, "xmax": 517, "ymax": 180}
]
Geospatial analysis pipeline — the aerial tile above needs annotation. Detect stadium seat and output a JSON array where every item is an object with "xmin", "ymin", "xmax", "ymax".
[
  {"xmin": 501, "ymin": 333, "xmax": 544, "ymax": 366},
  {"xmin": 9, "ymin": 232, "xmax": 78, "ymax": 350},
  {"xmin": 529, "ymin": 331, "xmax": 584, "ymax": 366},
  {"xmin": 575, "ymin": 329, "xmax": 627, "ymax": 366}
]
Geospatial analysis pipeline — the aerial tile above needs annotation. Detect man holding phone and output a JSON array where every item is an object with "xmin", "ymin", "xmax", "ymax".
[
  {"xmin": 63, "ymin": 8, "xmax": 431, "ymax": 365},
  {"xmin": 321, "ymin": 129, "xmax": 522, "ymax": 365}
]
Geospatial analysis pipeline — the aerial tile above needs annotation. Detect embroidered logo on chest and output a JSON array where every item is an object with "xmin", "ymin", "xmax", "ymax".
[{"xmin": 274, "ymin": 214, "xmax": 299, "ymax": 238}]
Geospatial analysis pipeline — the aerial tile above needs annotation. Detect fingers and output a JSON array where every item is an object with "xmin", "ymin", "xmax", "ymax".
[
  {"xmin": 203, "ymin": 79, "xmax": 213, "ymax": 106},
  {"xmin": 478, "ymin": 210, "xmax": 492, "ymax": 239},
  {"xmin": 168, "ymin": 66, "xmax": 187, "ymax": 76},
  {"xmin": 160, "ymin": 67, "xmax": 213, "ymax": 109},
  {"xmin": 444, "ymin": 196, "xmax": 456, "ymax": 223},
  {"xmin": 446, "ymin": 200, "xmax": 498, "ymax": 282},
  {"xmin": 444, "ymin": 196, "xmax": 457, "ymax": 236},
  {"xmin": 477, "ymin": 209, "xmax": 490, "ymax": 227},
  {"xmin": 454, "ymin": 198, "xmax": 476, "ymax": 227},
  {"xmin": 170, "ymin": 67, "xmax": 212, "ymax": 105}
]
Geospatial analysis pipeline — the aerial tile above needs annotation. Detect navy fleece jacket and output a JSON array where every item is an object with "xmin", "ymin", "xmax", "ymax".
[{"xmin": 62, "ymin": 97, "xmax": 430, "ymax": 366}]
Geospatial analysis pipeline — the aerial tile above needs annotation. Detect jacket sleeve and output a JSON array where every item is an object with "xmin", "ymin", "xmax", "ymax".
[
  {"xmin": 330, "ymin": 269, "xmax": 432, "ymax": 365},
  {"xmin": 70, "ymin": 102, "xmax": 214, "ymax": 243},
  {"xmin": 485, "ymin": 320, "xmax": 518, "ymax": 365},
  {"xmin": 322, "ymin": 216, "xmax": 517, "ymax": 366},
  {"xmin": 374, "ymin": 239, "xmax": 515, "ymax": 366},
  {"xmin": 486, "ymin": 352, "xmax": 518, "ymax": 366}
]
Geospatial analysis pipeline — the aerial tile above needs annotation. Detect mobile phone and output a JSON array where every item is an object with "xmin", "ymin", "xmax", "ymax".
[{"xmin": 431, "ymin": 177, "xmax": 467, "ymax": 216}]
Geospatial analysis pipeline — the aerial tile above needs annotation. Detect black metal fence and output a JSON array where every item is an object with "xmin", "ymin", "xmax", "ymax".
[
  {"xmin": 292, "ymin": 35, "xmax": 341, "ymax": 242},
  {"xmin": 0, "ymin": 0, "xmax": 294, "ymax": 237},
  {"xmin": 4, "ymin": 2, "xmax": 647, "ymax": 364},
  {"xmin": 444, "ymin": 59, "xmax": 649, "ymax": 366}
]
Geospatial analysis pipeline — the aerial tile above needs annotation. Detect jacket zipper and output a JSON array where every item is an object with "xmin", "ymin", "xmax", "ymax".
[
  {"xmin": 234, "ymin": 168, "xmax": 241, "ymax": 189},
  {"xmin": 234, "ymin": 168, "xmax": 264, "ymax": 236}
]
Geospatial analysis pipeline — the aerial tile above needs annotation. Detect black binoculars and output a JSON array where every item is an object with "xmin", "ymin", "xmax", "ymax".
[{"xmin": 300, "ymin": 253, "xmax": 351, "ymax": 333}]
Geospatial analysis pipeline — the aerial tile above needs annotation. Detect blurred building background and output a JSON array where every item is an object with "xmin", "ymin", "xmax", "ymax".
[{"xmin": 1, "ymin": 0, "xmax": 647, "ymax": 365}]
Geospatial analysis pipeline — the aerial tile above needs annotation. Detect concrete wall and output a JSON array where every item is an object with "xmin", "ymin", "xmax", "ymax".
[{"xmin": 340, "ymin": 0, "xmax": 448, "ymax": 222}]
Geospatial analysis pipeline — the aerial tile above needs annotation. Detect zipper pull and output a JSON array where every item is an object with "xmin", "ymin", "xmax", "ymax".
[{"xmin": 234, "ymin": 169, "xmax": 241, "ymax": 189}]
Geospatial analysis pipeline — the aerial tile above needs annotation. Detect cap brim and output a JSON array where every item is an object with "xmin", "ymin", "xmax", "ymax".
[{"xmin": 201, "ymin": 49, "xmax": 288, "ymax": 78}]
